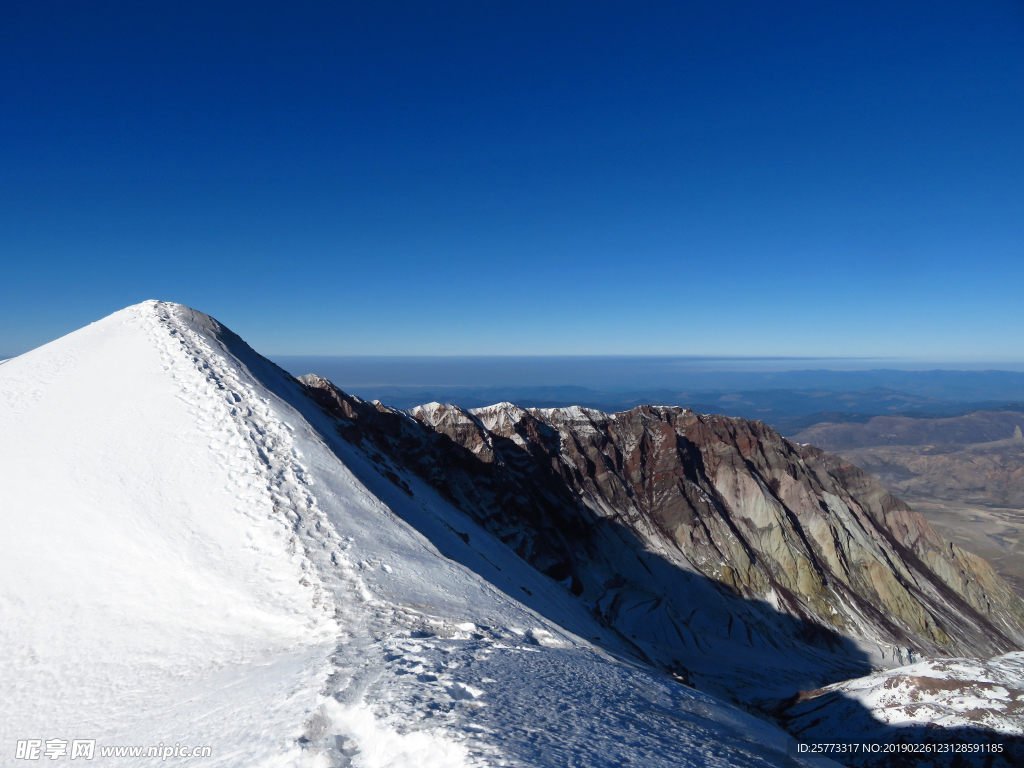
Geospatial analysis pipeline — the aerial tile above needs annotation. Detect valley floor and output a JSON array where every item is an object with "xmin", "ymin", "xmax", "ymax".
[{"xmin": 897, "ymin": 495, "xmax": 1024, "ymax": 598}]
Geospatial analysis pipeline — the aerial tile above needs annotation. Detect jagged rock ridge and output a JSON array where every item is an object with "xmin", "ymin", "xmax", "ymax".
[{"xmin": 298, "ymin": 375, "xmax": 1024, "ymax": 696}]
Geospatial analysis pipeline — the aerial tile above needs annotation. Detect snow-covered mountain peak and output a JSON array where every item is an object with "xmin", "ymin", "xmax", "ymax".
[
  {"xmin": 467, "ymin": 402, "xmax": 527, "ymax": 431},
  {"xmin": 408, "ymin": 399, "xmax": 455, "ymax": 417},
  {"xmin": 407, "ymin": 400, "xmax": 474, "ymax": 430},
  {"xmin": 2, "ymin": 302, "xmax": 820, "ymax": 767},
  {"xmin": 1, "ymin": 300, "xmax": 346, "ymax": 763}
]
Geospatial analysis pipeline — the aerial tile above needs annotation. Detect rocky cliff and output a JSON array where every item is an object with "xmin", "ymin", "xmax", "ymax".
[
  {"xmin": 298, "ymin": 375, "xmax": 1024, "ymax": 703},
  {"xmin": 791, "ymin": 411, "xmax": 1024, "ymax": 598}
]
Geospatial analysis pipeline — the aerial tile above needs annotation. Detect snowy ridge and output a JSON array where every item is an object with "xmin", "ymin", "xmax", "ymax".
[
  {"xmin": 150, "ymin": 302, "xmax": 342, "ymax": 630},
  {"xmin": 1, "ymin": 302, "xmax": 825, "ymax": 767},
  {"xmin": 0, "ymin": 302, "xmax": 342, "ymax": 766},
  {"xmin": 154, "ymin": 306, "xmax": 508, "ymax": 766}
]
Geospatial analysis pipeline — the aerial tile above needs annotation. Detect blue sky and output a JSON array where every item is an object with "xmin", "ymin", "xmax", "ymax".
[{"xmin": 2, "ymin": 1, "xmax": 1022, "ymax": 360}]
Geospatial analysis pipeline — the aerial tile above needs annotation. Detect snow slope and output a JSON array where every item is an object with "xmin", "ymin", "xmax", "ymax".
[
  {"xmin": 1, "ymin": 301, "xmax": 825, "ymax": 766},
  {"xmin": 0, "ymin": 302, "xmax": 340, "ymax": 766},
  {"xmin": 779, "ymin": 653, "xmax": 1024, "ymax": 766}
]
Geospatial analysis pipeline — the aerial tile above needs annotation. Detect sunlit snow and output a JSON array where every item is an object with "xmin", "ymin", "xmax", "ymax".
[{"xmin": 0, "ymin": 301, "xmax": 827, "ymax": 766}]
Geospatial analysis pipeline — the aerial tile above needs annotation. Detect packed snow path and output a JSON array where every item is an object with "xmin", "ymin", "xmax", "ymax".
[
  {"xmin": 1, "ymin": 302, "xmax": 825, "ymax": 767},
  {"xmin": 0, "ymin": 302, "xmax": 341, "ymax": 766}
]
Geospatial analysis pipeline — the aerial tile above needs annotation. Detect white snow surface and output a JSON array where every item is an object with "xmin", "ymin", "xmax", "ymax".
[
  {"xmin": 788, "ymin": 652, "xmax": 1024, "ymax": 739},
  {"xmin": 1, "ymin": 301, "xmax": 825, "ymax": 767},
  {"xmin": 0, "ymin": 303, "xmax": 341, "ymax": 766}
]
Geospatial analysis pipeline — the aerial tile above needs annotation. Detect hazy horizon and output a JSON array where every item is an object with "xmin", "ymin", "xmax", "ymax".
[{"xmin": 272, "ymin": 354, "xmax": 1024, "ymax": 399}]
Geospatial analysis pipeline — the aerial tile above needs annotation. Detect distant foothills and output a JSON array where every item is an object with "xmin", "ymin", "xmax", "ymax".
[{"xmin": 271, "ymin": 355, "xmax": 1024, "ymax": 434}]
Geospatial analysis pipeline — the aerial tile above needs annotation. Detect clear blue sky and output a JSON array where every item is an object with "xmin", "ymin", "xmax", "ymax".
[{"xmin": 2, "ymin": 1, "xmax": 1022, "ymax": 360}]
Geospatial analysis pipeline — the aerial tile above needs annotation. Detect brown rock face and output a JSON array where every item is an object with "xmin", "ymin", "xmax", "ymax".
[{"xmin": 298, "ymin": 376, "xmax": 1024, "ymax": 700}]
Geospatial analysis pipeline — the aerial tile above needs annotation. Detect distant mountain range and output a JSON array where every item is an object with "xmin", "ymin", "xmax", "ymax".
[
  {"xmin": 273, "ymin": 355, "xmax": 1024, "ymax": 396},
  {"xmin": 792, "ymin": 410, "xmax": 1024, "ymax": 452},
  {"xmin": 267, "ymin": 377, "xmax": 1024, "ymax": 433},
  {"xmin": 271, "ymin": 356, "xmax": 1024, "ymax": 398}
]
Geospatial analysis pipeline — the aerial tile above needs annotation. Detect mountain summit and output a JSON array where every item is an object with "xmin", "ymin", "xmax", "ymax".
[{"xmin": 0, "ymin": 301, "xmax": 817, "ymax": 767}]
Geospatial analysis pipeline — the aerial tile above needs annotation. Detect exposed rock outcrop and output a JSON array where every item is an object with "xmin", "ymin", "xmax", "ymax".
[{"xmin": 298, "ymin": 375, "xmax": 1024, "ymax": 702}]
